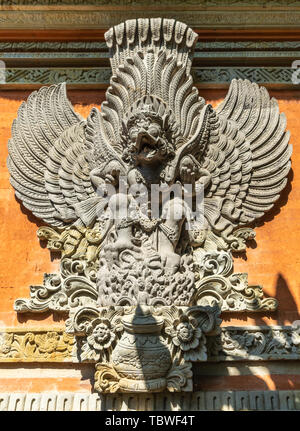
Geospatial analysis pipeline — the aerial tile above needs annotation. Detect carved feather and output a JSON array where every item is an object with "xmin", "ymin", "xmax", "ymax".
[
  {"xmin": 85, "ymin": 107, "xmax": 125, "ymax": 170},
  {"xmin": 7, "ymin": 83, "xmax": 84, "ymax": 226},
  {"xmin": 7, "ymin": 83, "xmax": 108, "ymax": 228},
  {"xmin": 8, "ymin": 19, "xmax": 292, "ymax": 241},
  {"xmin": 201, "ymin": 78, "xmax": 292, "ymax": 238}
]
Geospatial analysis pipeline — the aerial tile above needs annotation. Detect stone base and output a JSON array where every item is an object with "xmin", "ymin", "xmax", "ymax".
[
  {"xmin": 1, "ymin": 390, "xmax": 299, "ymax": 411},
  {"xmin": 118, "ymin": 377, "xmax": 167, "ymax": 393}
]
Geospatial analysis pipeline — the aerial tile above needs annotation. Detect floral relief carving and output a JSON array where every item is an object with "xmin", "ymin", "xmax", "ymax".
[
  {"xmin": 165, "ymin": 309, "xmax": 209, "ymax": 362},
  {"xmin": 79, "ymin": 309, "xmax": 123, "ymax": 362},
  {"xmin": 0, "ymin": 326, "xmax": 299, "ymax": 364},
  {"xmin": 207, "ymin": 326, "xmax": 300, "ymax": 360},
  {"xmin": 0, "ymin": 330, "xmax": 75, "ymax": 361}
]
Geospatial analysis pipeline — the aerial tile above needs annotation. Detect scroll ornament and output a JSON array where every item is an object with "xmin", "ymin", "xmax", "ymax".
[{"xmin": 8, "ymin": 18, "xmax": 291, "ymax": 392}]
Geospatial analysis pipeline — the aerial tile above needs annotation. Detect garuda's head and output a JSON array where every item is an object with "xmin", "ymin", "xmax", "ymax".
[{"xmin": 121, "ymin": 95, "xmax": 179, "ymax": 166}]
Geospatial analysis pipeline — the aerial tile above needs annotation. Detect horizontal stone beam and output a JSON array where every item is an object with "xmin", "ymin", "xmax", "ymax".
[
  {"xmin": 0, "ymin": 326, "xmax": 298, "ymax": 363},
  {"xmin": 1, "ymin": 40, "xmax": 300, "ymax": 51},
  {"xmin": 0, "ymin": 67, "xmax": 298, "ymax": 89},
  {"xmin": 0, "ymin": 390, "xmax": 299, "ymax": 411},
  {"xmin": 0, "ymin": 6, "xmax": 300, "ymax": 30}
]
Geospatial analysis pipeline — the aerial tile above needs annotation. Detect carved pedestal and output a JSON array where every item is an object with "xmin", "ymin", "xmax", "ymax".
[{"xmin": 91, "ymin": 305, "xmax": 220, "ymax": 393}]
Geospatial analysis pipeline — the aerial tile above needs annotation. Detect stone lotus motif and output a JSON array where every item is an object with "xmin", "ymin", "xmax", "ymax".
[
  {"xmin": 80, "ymin": 308, "xmax": 123, "ymax": 362},
  {"xmin": 7, "ymin": 17, "xmax": 292, "ymax": 392},
  {"xmin": 165, "ymin": 310, "xmax": 206, "ymax": 361}
]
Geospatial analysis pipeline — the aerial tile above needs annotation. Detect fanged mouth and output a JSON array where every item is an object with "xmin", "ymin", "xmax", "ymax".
[{"xmin": 138, "ymin": 135, "xmax": 157, "ymax": 158}]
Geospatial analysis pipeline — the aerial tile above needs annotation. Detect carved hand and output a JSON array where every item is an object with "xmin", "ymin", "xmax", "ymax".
[{"xmin": 179, "ymin": 155, "xmax": 200, "ymax": 185}]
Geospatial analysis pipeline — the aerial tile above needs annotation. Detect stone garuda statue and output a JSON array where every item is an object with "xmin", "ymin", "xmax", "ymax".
[{"xmin": 8, "ymin": 18, "xmax": 292, "ymax": 393}]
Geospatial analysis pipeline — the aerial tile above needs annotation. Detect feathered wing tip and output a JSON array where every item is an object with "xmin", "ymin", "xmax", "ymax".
[
  {"xmin": 105, "ymin": 18, "xmax": 198, "ymax": 75},
  {"xmin": 7, "ymin": 82, "xmax": 86, "ymax": 227}
]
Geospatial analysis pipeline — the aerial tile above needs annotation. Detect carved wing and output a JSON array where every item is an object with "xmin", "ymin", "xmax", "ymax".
[
  {"xmin": 103, "ymin": 20, "xmax": 292, "ymax": 239},
  {"xmin": 85, "ymin": 107, "xmax": 126, "ymax": 170},
  {"xmin": 7, "ymin": 83, "xmax": 123, "ymax": 228},
  {"xmin": 201, "ymin": 79, "xmax": 292, "ymax": 241}
]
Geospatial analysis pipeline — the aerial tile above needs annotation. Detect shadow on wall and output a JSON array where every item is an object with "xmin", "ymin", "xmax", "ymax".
[
  {"xmin": 222, "ymin": 271, "xmax": 300, "ymax": 327},
  {"xmin": 193, "ymin": 361, "xmax": 300, "ymax": 393},
  {"xmin": 253, "ymin": 168, "xmax": 294, "ymax": 228},
  {"xmin": 213, "ymin": 271, "xmax": 300, "ymax": 392}
]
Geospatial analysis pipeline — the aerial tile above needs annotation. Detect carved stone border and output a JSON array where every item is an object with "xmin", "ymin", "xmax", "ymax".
[
  {"xmin": 1, "ymin": 0, "xmax": 300, "ymax": 6},
  {"xmin": 0, "ymin": 327, "xmax": 75, "ymax": 362},
  {"xmin": 2, "ymin": 40, "xmax": 300, "ymax": 51},
  {"xmin": 207, "ymin": 326, "xmax": 300, "ymax": 362},
  {"xmin": 0, "ymin": 390, "xmax": 299, "ymax": 411},
  {"xmin": 0, "ymin": 67, "xmax": 297, "ymax": 89},
  {"xmin": 1, "ymin": 8, "xmax": 300, "ymax": 30},
  {"xmin": 1, "ymin": 38, "xmax": 300, "ymax": 89},
  {"xmin": 0, "ymin": 326, "xmax": 298, "ymax": 363}
]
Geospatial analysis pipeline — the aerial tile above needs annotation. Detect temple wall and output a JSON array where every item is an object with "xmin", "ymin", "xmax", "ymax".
[{"xmin": 0, "ymin": 88, "xmax": 299, "ymax": 396}]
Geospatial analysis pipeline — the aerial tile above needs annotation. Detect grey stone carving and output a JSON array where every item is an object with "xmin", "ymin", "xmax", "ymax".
[
  {"xmin": 91, "ymin": 305, "xmax": 220, "ymax": 393},
  {"xmin": 1, "ymin": 66, "xmax": 298, "ymax": 89},
  {"xmin": 1, "ymin": 326, "xmax": 299, "ymax": 364},
  {"xmin": 8, "ymin": 18, "xmax": 292, "ymax": 392},
  {"xmin": 207, "ymin": 325, "xmax": 300, "ymax": 361},
  {"xmin": 1, "ymin": 40, "xmax": 300, "ymax": 90}
]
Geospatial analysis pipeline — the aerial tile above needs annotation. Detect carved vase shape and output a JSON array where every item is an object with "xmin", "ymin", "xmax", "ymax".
[{"xmin": 111, "ymin": 307, "xmax": 172, "ymax": 392}]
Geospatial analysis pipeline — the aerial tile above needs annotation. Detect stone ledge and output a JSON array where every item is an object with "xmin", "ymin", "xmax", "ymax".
[
  {"xmin": 0, "ymin": 390, "xmax": 299, "ymax": 411},
  {"xmin": 0, "ymin": 67, "xmax": 297, "ymax": 89},
  {"xmin": 1, "ymin": 39, "xmax": 299, "ymax": 89},
  {"xmin": 1, "ymin": 8, "xmax": 300, "ymax": 30}
]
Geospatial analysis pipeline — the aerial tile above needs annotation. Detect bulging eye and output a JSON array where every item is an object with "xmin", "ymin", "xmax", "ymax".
[
  {"xmin": 149, "ymin": 126, "xmax": 160, "ymax": 138},
  {"xmin": 130, "ymin": 129, "xmax": 138, "ymax": 141}
]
